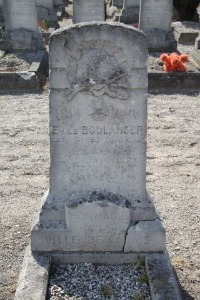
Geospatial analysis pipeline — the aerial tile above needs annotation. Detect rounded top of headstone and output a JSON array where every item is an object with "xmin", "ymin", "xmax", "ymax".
[
  {"xmin": 50, "ymin": 21, "xmax": 147, "ymax": 40},
  {"xmin": 49, "ymin": 22, "xmax": 148, "ymax": 72}
]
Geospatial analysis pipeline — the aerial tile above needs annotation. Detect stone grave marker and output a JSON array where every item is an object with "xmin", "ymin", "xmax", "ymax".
[
  {"xmin": 36, "ymin": 0, "xmax": 57, "ymax": 22},
  {"xmin": 0, "ymin": 0, "xmax": 4, "ymax": 23},
  {"xmin": 120, "ymin": 0, "xmax": 140, "ymax": 24},
  {"xmin": 139, "ymin": 0, "xmax": 176, "ymax": 51},
  {"xmin": 53, "ymin": 0, "xmax": 65, "ymax": 7},
  {"xmin": 1, "ymin": 0, "xmax": 45, "ymax": 50},
  {"xmin": 112, "ymin": 0, "xmax": 124, "ymax": 7},
  {"xmin": 31, "ymin": 22, "xmax": 166, "ymax": 257},
  {"xmin": 195, "ymin": 35, "xmax": 200, "ymax": 49},
  {"xmin": 73, "ymin": 0, "xmax": 105, "ymax": 23}
]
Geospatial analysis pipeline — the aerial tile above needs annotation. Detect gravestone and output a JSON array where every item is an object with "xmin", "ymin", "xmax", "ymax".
[
  {"xmin": 73, "ymin": 0, "xmax": 105, "ymax": 23},
  {"xmin": 120, "ymin": 0, "xmax": 140, "ymax": 24},
  {"xmin": 53, "ymin": 0, "xmax": 64, "ymax": 7},
  {"xmin": 36, "ymin": 0, "xmax": 57, "ymax": 22},
  {"xmin": 1, "ymin": 0, "xmax": 45, "ymax": 50},
  {"xmin": 139, "ymin": 0, "xmax": 176, "ymax": 51},
  {"xmin": 31, "ymin": 22, "xmax": 166, "ymax": 256},
  {"xmin": 0, "ymin": 0, "xmax": 4, "ymax": 23},
  {"xmin": 112, "ymin": 0, "xmax": 124, "ymax": 7},
  {"xmin": 195, "ymin": 34, "xmax": 200, "ymax": 49}
]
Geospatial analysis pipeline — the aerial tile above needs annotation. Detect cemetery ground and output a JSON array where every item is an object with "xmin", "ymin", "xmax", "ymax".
[{"xmin": 0, "ymin": 90, "xmax": 199, "ymax": 300}]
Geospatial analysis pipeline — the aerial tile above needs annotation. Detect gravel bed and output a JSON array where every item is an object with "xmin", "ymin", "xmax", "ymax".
[
  {"xmin": 48, "ymin": 263, "xmax": 151, "ymax": 300},
  {"xmin": 172, "ymin": 21, "xmax": 200, "ymax": 32},
  {"xmin": 0, "ymin": 50, "xmax": 44, "ymax": 72}
]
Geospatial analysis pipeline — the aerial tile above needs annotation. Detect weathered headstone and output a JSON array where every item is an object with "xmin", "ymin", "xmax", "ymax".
[
  {"xmin": 120, "ymin": 0, "xmax": 140, "ymax": 24},
  {"xmin": 36, "ymin": 0, "xmax": 57, "ymax": 22},
  {"xmin": 73, "ymin": 0, "xmax": 105, "ymax": 23},
  {"xmin": 139, "ymin": 0, "xmax": 176, "ymax": 51},
  {"xmin": 1, "ymin": 0, "xmax": 45, "ymax": 50},
  {"xmin": 195, "ymin": 34, "xmax": 200, "ymax": 49},
  {"xmin": 31, "ymin": 22, "xmax": 165, "ymax": 256},
  {"xmin": 53, "ymin": 0, "xmax": 64, "ymax": 7},
  {"xmin": 112, "ymin": 0, "xmax": 124, "ymax": 7},
  {"xmin": 0, "ymin": 0, "xmax": 4, "ymax": 23}
]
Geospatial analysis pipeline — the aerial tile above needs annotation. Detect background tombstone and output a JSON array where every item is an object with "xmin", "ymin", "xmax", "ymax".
[
  {"xmin": 120, "ymin": 0, "xmax": 140, "ymax": 24},
  {"xmin": 0, "ymin": 0, "xmax": 4, "ymax": 24},
  {"xmin": 1, "ymin": 0, "xmax": 45, "ymax": 50},
  {"xmin": 73, "ymin": 0, "xmax": 105, "ymax": 23},
  {"xmin": 53, "ymin": 0, "xmax": 65, "ymax": 7},
  {"xmin": 112, "ymin": 0, "xmax": 124, "ymax": 7},
  {"xmin": 36, "ymin": 0, "xmax": 58, "ymax": 22},
  {"xmin": 139, "ymin": 0, "xmax": 176, "ymax": 51},
  {"xmin": 195, "ymin": 34, "xmax": 200, "ymax": 49},
  {"xmin": 31, "ymin": 22, "xmax": 166, "ymax": 256}
]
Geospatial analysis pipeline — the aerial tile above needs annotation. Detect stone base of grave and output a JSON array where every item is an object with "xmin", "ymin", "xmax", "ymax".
[
  {"xmin": 147, "ymin": 30, "xmax": 177, "ymax": 52},
  {"xmin": 190, "ymin": 49, "xmax": 200, "ymax": 68},
  {"xmin": 0, "ymin": 50, "xmax": 49, "ymax": 92},
  {"xmin": 0, "ymin": 29, "xmax": 45, "ymax": 51},
  {"xmin": 31, "ymin": 191, "xmax": 166, "ymax": 253},
  {"xmin": 195, "ymin": 36, "xmax": 200, "ymax": 49},
  {"xmin": 14, "ymin": 244, "xmax": 182, "ymax": 300}
]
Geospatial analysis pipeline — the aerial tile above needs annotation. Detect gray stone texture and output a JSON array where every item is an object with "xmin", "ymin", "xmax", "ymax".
[
  {"xmin": 14, "ymin": 245, "xmax": 50, "ymax": 300},
  {"xmin": 120, "ymin": 0, "xmax": 140, "ymax": 24},
  {"xmin": 36, "ymin": 0, "xmax": 57, "ymax": 22},
  {"xmin": 124, "ymin": 219, "xmax": 166, "ymax": 252},
  {"xmin": 139, "ymin": 0, "xmax": 175, "ymax": 51},
  {"xmin": 31, "ymin": 22, "xmax": 165, "ymax": 254},
  {"xmin": 65, "ymin": 201, "xmax": 131, "ymax": 251},
  {"xmin": 146, "ymin": 253, "xmax": 182, "ymax": 300},
  {"xmin": 0, "ymin": 0, "xmax": 4, "ymax": 22},
  {"xmin": 2, "ymin": 0, "xmax": 45, "ymax": 50},
  {"xmin": 195, "ymin": 35, "xmax": 200, "ymax": 49},
  {"xmin": 112, "ymin": 0, "xmax": 124, "ymax": 7},
  {"xmin": 53, "ymin": 0, "xmax": 64, "ymax": 7},
  {"xmin": 73, "ymin": 0, "xmax": 105, "ymax": 23},
  {"xmin": 173, "ymin": 28, "xmax": 199, "ymax": 45}
]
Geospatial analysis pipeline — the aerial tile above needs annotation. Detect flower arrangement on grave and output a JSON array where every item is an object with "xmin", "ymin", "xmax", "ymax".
[
  {"xmin": 160, "ymin": 52, "xmax": 188, "ymax": 72},
  {"xmin": 38, "ymin": 19, "xmax": 52, "ymax": 31}
]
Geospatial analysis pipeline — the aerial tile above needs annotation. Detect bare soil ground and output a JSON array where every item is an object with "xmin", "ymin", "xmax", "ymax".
[{"xmin": 0, "ymin": 90, "xmax": 199, "ymax": 300}]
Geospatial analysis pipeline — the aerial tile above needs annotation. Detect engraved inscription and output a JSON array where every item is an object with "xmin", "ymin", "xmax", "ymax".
[{"xmin": 69, "ymin": 211, "xmax": 127, "ymax": 221}]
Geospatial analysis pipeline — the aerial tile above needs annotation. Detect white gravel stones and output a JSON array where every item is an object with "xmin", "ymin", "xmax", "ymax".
[{"xmin": 48, "ymin": 263, "xmax": 151, "ymax": 300}]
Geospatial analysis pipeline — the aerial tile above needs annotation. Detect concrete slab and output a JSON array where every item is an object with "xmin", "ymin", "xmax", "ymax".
[
  {"xmin": 14, "ymin": 245, "xmax": 50, "ymax": 300},
  {"xmin": 148, "ymin": 69, "xmax": 200, "ymax": 93},
  {"xmin": 0, "ymin": 50, "xmax": 49, "ymax": 92},
  {"xmin": 15, "ymin": 246, "xmax": 182, "ymax": 299},
  {"xmin": 190, "ymin": 49, "xmax": 200, "ymax": 69},
  {"xmin": 146, "ymin": 252, "xmax": 182, "ymax": 300}
]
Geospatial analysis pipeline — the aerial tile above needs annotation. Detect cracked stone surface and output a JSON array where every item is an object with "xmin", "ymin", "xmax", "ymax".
[
  {"xmin": 65, "ymin": 201, "xmax": 131, "ymax": 251},
  {"xmin": 124, "ymin": 219, "xmax": 166, "ymax": 252}
]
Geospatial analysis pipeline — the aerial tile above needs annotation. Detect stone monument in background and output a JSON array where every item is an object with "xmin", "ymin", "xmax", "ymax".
[
  {"xmin": 73, "ymin": 0, "xmax": 105, "ymax": 23},
  {"xmin": 0, "ymin": 0, "xmax": 4, "ymax": 24},
  {"xmin": 31, "ymin": 22, "xmax": 166, "ymax": 258},
  {"xmin": 120, "ymin": 0, "xmax": 140, "ymax": 24},
  {"xmin": 112, "ymin": 0, "xmax": 124, "ymax": 7},
  {"xmin": 1, "ymin": 0, "xmax": 45, "ymax": 50},
  {"xmin": 36, "ymin": 0, "xmax": 58, "ymax": 22},
  {"xmin": 139, "ymin": 0, "xmax": 176, "ymax": 51}
]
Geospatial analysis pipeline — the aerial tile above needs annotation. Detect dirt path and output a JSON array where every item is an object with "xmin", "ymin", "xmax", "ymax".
[{"xmin": 0, "ymin": 91, "xmax": 199, "ymax": 300}]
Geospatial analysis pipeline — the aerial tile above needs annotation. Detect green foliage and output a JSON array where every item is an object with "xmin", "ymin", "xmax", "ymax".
[
  {"xmin": 135, "ymin": 252, "xmax": 142, "ymax": 269},
  {"xmin": 38, "ymin": 19, "xmax": 52, "ymax": 31},
  {"xmin": 101, "ymin": 285, "xmax": 113, "ymax": 298},
  {"xmin": 132, "ymin": 291, "xmax": 145, "ymax": 300},
  {"xmin": 139, "ymin": 269, "xmax": 149, "ymax": 285}
]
